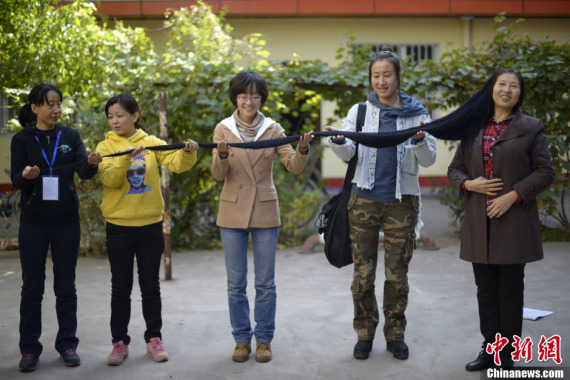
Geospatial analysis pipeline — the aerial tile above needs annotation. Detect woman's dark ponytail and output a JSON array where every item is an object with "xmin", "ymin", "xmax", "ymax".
[{"xmin": 18, "ymin": 104, "xmax": 35, "ymax": 128}]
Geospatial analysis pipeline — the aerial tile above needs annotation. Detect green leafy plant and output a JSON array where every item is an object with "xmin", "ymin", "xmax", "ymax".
[{"xmin": 1, "ymin": 0, "xmax": 327, "ymax": 250}]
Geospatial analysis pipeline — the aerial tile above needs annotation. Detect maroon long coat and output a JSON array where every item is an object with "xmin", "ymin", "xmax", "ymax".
[{"xmin": 447, "ymin": 110, "xmax": 555, "ymax": 264}]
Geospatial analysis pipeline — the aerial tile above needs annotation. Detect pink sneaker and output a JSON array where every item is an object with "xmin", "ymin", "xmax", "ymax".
[
  {"xmin": 107, "ymin": 341, "xmax": 129, "ymax": 366},
  {"xmin": 147, "ymin": 337, "xmax": 169, "ymax": 362}
]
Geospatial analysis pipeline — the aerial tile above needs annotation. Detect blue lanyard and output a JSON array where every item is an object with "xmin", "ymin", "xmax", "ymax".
[{"xmin": 35, "ymin": 130, "xmax": 61, "ymax": 175}]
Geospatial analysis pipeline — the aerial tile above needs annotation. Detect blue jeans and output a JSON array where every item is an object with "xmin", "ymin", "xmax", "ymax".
[
  {"xmin": 18, "ymin": 222, "xmax": 80, "ymax": 356},
  {"xmin": 220, "ymin": 227, "xmax": 279, "ymax": 344}
]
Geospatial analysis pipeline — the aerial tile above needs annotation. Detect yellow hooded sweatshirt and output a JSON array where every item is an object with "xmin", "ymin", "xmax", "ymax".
[{"xmin": 96, "ymin": 129, "xmax": 197, "ymax": 227}]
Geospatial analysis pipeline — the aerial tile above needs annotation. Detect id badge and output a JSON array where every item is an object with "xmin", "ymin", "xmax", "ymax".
[{"xmin": 42, "ymin": 175, "xmax": 59, "ymax": 201}]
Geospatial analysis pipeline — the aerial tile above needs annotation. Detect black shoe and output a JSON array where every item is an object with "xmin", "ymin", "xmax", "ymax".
[
  {"xmin": 353, "ymin": 340, "xmax": 373, "ymax": 360},
  {"xmin": 465, "ymin": 350, "xmax": 495, "ymax": 371},
  {"xmin": 19, "ymin": 353, "xmax": 39, "ymax": 372},
  {"xmin": 386, "ymin": 340, "xmax": 409, "ymax": 360},
  {"xmin": 60, "ymin": 349, "xmax": 81, "ymax": 367}
]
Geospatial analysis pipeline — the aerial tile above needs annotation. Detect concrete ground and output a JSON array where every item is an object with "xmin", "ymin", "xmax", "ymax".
[{"xmin": 0, "ymin": 195, "xmax": 568, "ymax": 380}]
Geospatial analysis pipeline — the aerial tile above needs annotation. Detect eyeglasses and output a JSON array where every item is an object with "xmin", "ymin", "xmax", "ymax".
[
  {"xmin": 127, "ymin": 167, "xmax": 146, "ymax": 177},
  {"xmin": 237, "ymin": 95, "xmax": 262, "ymax": 102}
]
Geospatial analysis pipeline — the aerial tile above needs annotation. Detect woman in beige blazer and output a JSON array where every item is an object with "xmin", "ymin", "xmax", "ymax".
[{"xmin": 212, "ymin": 71, "xmax": 313, "ymax": 364}]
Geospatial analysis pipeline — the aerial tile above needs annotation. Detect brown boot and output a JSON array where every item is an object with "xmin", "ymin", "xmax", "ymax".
[
  {"xmin": 255, "ymin": 343, "xmax": 272, "ymax": 363},
  {"xmin": 232, "ymin": 342, "xmax": 251, "ymax": 362}
]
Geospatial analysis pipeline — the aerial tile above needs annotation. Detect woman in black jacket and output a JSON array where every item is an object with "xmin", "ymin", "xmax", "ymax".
[{"xmin": 10, "ymin": 84, "xmax": 102, "ymax": 372}]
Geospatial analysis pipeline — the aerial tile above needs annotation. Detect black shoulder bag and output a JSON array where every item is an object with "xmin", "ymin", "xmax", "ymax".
[{"xmin": 315, "ymin": 102, "xmax": 366, "ymax": 268}]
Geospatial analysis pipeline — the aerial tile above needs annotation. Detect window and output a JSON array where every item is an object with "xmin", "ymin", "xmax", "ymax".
[{"xmin": 353, "ymin": 42, "xmax": 439, "ymax": 64}]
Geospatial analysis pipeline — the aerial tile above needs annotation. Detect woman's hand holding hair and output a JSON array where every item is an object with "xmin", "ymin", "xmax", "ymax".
[
  {"xmin": 22, "ymin": 166, "xmax": 40, "ymax": 180},
  {"xmin": 299, "ymin": 132, "xmax": 314, "ymax": 150},
  {"xmin": 127, "ymin": 146, "xmax": 145, "ymax": 158},
  {"xmin": 183, "ymin": 139, "xmax": 199, "ymax": 152},
  {"xmin": 412, "ymin": 121, "xmax": 427, "ymax": 141},
  {"xmin": 464, "ymin": 176, "xmax": 503, "ymax": 196},
  {"xmin": 412, "ymin": 131, "xmax": 426, "ymax": 141},
  {"xmin": 487, "ymin": 190, "xmax": 519, "ymax": 219},
  {"xmin": 217, "ymin": 140, "xmax": 229, "ymax": 159},
  {"xmin": 324, "ymin": 126, "xmax": 345, "ymax": 141},
  {"xmin": 87, "ymin": 152, "xmax": 103, "ymax": 166}
]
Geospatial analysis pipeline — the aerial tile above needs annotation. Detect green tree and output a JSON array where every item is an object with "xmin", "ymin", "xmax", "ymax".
[
  {"xmin": 1, "ymin": 0, "xmax": 327, "ymax": 251},
  {"xmin": 0, "ymin": 0, "xmax": 155, "ymax": 104},
  {"xmin": 1, "ymin": 0, "xmax": 156, "ymax": 253}
]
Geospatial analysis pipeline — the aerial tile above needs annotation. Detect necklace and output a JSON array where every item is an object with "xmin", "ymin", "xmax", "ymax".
[
  {"xmin": 391, "ymin": 95, "xmax": 401, "ymax": 107},
  {"xmin": 383, "ymin": 95, "xmax": 400, "ymax": 107}
]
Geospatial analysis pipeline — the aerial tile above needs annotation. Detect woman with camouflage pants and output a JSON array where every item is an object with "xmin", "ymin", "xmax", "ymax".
[{"xmin": 325, "ymin": 47, "xmax": 436, "ymax": 360}]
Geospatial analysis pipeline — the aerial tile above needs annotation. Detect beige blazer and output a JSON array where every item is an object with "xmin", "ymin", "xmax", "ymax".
[{"xmin": 212, "ymin": 116, "xmax": 309, "ymax": 229}]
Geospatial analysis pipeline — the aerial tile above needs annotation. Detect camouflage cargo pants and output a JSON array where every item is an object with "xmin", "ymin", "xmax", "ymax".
[{"xmin": 348, "ymin": 193, "xmax": 418, "ymax": 342}]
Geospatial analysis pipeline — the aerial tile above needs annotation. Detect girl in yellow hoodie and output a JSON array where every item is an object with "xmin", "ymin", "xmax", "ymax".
[{"xmin": 96, "ymin": 93, "xmax": 198, "ymax": 366}]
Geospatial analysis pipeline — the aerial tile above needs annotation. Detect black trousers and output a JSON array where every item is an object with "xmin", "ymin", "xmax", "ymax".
[
  {"xmin": 106, "ymin": 221, "xmax": 165, "ymax": 345},
  {"xmin": 472, "ymin": 262, "xmax": 525, "ymax": 350},
  {"xmin": 18, "ymin": 221, "xmax": 80, "ymax": 356}
]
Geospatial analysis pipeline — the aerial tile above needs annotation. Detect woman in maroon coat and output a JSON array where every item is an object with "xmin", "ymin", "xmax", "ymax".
[{"xmin": 447, "ymin": 68, "xmax": 554, "ymax": 371}]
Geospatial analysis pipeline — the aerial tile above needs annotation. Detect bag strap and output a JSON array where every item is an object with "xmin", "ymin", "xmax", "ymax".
[
  {"xmin": 341, "ymin": 102, "xmax": 366, "ymax": 194},
  {"xmin": 356, "ymin": 102, "xmax": 365, "ymax": 133}
]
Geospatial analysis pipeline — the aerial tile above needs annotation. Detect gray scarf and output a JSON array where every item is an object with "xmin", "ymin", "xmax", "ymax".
[{"xmin": 234, "ymin": 110, "xmax": 265, "ymax": 143}]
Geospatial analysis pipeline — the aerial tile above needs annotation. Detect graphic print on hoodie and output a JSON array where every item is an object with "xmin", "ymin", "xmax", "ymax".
[{"xmin": 126, "ymin": 153, "xmax": 151, "ymax": 194}]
